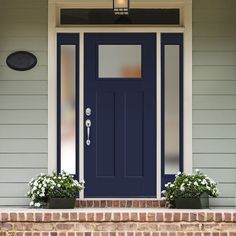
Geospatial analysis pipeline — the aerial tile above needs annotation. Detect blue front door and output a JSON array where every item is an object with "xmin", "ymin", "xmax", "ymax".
[{"xmin": 84, "ymin": 33, "xmax": 156, "ymax": 197}]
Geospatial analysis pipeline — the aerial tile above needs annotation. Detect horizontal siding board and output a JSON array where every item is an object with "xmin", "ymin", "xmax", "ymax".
[
  {"xmin": 193, "ymin": 0, "xmax": 236, "ymax": 9},
  {"xmin": 193, "ymin": 66, "xmax": 236, "ymax": 81},
  {"xmin": 0, "ymin": 154, "xmax": 47, "ymax": 168},
  {"xmin": 0, "ymin": 37, "xmax": 48, "ymax": 51},
  {"xmin": 193, "ymin": 139, "xmax": 236, "ymax": 153},
  {"xmin": 193, "ymin": 8, "xmax": 236, "ymax": 23},
  {"xmin": 209, "ymin": 198, "xmax": 235, "ymax": 207},
  {"xmin": 193, "ymin": 81, "xmax": 236, "ymax": 95},
  {"xmin": 193, "ymin": 23, "xmax": 236, "ymax": 37},
  {"xmin": 0, "ymin": 125, "xmax": 47, "ymax": 138},
  {"xmin": 195, "ymin": 169, "xmax": 236, "ymax": 183},
  {"xmin": 193, "ymin": 52, "xmax": 236, "ymax": 66},
  {"xmin": 0, "ymin": 81, "xmax": 47, "ymax": 95},
  {"xmin": 193, "ymin": 125, "xmax": 236, "ymax": 138},
  {"xmin": 0, "ymin": 66, "xmax": 47, "ymax": 81},
  {"xmin": 193, "ymin": 110, "xmax": 236, "ymax": 124},
  {"xmin": 0, "ymin": 198, "xmax": 29, "ymax": 206},
  {"xmin": 0, "ymin": 0, "xmax": 47, "ymax": 9},
  {"xmin": 193, "ymin": 95, "xmax": 236, "ymax": 109},
  {"xmin": 0, "ymin": 23, "xmax": 47, "ymax": 37},
  {"xmin": 0, "ymin": 169, "xmax": 47, "ymax": 183},
  {"xmin": 0, "ymin": 51, "xmax": 47, "ymax": 66},
  {"xmin": 0, "ymin": 139, "xmax": 47, "ymax": 153},
  {"xmin": 0, "ymin": 183, "xmax": 29, "ymax": 197},
  {"xmin": 0, "ymin": 96, "xmax": 47, "ymax": 109},
  {"xmin": 193, "ymin": 154, "xmax": 236, "ymax": 168},
  {"xmin": 193, "ymin": 37, "xmax": 236, "ymax": 51},
  {"xmin": 0, "ymin": 9, "xmax": 47, "ymax": 23},
  {"xmin": 0, "ymin": 110, "xmax": 47, "ymax": 124}
]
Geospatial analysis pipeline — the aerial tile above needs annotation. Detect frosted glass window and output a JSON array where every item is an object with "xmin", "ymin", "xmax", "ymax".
[
  {"xmin": 98, "ymin": 45, "xmax": 142, "ymax": 78},
  {"xmin": 164, "ymin": 45, "xmax": 180, "ymax": 175},
  {"xmin": 60, "ymin": 45, "xmax": 76, "ymax": 175}
]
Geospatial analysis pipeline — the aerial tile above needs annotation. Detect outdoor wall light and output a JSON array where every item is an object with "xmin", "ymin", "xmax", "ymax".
[{"xmin": 113, "ymin": 0, "xmax": 129, "ymax": 15}]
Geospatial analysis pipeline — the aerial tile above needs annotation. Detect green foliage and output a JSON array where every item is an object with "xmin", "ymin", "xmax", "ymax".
[
  {"xmin": 27, "ymin": 171, "xmax": 85, "ymax": 208},
  {"xmin": 161, "ymin": 170, "xmax": 220, "ymax": 207}
]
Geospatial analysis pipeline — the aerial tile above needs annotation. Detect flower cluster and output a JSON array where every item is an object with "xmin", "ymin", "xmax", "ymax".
[
  {"xmin": 161, "ymin": 169, "xmax": 220, "ymax": 207},
  {"xmin": 27, "ymin": 171, "xmax": 85, "ymax": 208}
]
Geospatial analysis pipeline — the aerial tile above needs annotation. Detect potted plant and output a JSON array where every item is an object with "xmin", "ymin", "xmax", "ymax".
[
  {"xmin": 27, "ymin": 171, "xmax": 85, "ymax": 209},
  {"xmin": 161, "ymin": 169, "xmax": 219, "ymax": 209}
]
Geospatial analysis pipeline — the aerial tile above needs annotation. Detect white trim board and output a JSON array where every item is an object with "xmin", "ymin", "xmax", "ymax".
[{"xmin": 48, "ymin": 0, "xmax": 193, "ymax": 199}]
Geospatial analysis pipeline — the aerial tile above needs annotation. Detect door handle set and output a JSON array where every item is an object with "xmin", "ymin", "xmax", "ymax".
[{"xmin": 85, "ymin": 119, "xmax": 91, "ymax": 146}]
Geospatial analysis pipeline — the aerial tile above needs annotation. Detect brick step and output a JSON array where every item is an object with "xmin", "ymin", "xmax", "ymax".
[
  {"xmin": 75, "ymin": 200, "xmax": 166, "ymax": 208},
  {"xmin": 1, "ymin": 210, "xmax": 236, "ymax": 235}
]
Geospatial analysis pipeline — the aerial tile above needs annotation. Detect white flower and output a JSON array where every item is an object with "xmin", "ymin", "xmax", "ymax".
[
  {"xmin": 39, "ymin": 193, "xmax": 45, "ymax": 197},
  {"xmin": 34, "ymin": 181, "xmax": 38, "ymax": 187},
  {"xmin": 29, "ymin": 201, "xmax": 34, "ymax": 206},
  {"xmin": 51, "ymin": 186, "xmax": 54, "ymax": 189},
  {"xmin": 170, "ymin": 184, "xmax": 174, "ymax": 188},
  {"xmin": 180, "ymin": 183, "xmax": 185, "ymax": 191},
  {"xmin": 195, "ymin": 169, "xmax": 200, "ymax": 172},
  {"xmin": 57, "ymin": 184, "xmax": 61, "ymax": 187},
  {"xmin": 177, "ymin": 171, "xmax": 182, "ymax": 176},
  {"xmin": 161, "ymin": 190, "xmax": 166, "ymax": 194},
  {"xmin": 194, "ymin": 181, "xmax": 198, "ymax": 186},
  {"xmin": 201, "ymin": 179, "xmax": 207, "ymax": 185},
  {"xmin": 161, "ymin": 197, "xmax": 166, "ymax": 200},
  {"xmin": 34, "ymin": 202, "xmax": 41, "ymax": 207}
]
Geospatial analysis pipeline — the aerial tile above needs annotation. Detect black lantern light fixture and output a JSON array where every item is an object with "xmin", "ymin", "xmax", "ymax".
[{"xmin": 113, "ymin": 0, "xmax": 129, "ymax": 15}]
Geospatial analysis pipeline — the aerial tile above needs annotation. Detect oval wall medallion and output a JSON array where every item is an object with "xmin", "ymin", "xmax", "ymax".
[{"xmin": 6, "ymin": 51, "xmax": 37, "ymax": 71}]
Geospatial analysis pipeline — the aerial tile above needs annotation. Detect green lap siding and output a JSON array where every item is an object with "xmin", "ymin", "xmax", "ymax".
[
  {"xmin": 0, "ymin": 0, "xmax": 48, "ymax": 206},
  {"xmin": 193, "ymin": 0, "xmax": 236, "ymax": 207}
]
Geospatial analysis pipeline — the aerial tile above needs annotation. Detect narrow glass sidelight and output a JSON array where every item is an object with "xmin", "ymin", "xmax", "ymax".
[
  {"xmin": 161, "ymin": 33, "xmax": 183, "ymax": 188},
  {"xmin": 164, "ymin": 45, "xmax": 180, "ymax": 175},
  {"xmin": 60, "ymin": 45, "xmax": 76, "ymax": 174},
  {"xmin": 98, "ymin": 45, "xmax": 142, "ymax": 78},
  {"xmin": 57, "ymin": 33, "xmax": 80, "ymax": 178}
]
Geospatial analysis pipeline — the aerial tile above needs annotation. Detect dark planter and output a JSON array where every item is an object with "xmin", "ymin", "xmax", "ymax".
[
  {"xmin": 48, "ymin": 197, "xmax": 76, "ymax": 209},
  {"xmin": 175, "ymin": 193, "xmax": 209, "ymax": 209}
]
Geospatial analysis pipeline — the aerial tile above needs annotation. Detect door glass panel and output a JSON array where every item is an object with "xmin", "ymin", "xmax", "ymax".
[
  {"xmin": 98, "ymin": 45, "xmax": 142, "ymax": 78},
  {"xmin": 60, "ymin": 45, "xmax": 76, "ymax": 174},
  {"xmin": 164, "ymin": 45, "xmax": 180, "ymax": 175}
]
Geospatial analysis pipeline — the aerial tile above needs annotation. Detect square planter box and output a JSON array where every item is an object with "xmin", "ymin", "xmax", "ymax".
[
  {"xmin": 175, "ymin": 193, "xmax": 209, "ymax": 209},
  {"xmin": 48, "ymin": 197, "xmax": 76, "ymax": 209}
]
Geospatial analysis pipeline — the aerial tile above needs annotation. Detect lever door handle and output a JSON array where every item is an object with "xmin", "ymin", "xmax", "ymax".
[{"xmin": 85, "ymin": 119, "xmax": 91, "ymax": 146}]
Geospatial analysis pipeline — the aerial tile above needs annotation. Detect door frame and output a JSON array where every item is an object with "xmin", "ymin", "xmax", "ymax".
[{"xmin": 48, "ymin": 1, "xmax": 192, "ymax": 200}]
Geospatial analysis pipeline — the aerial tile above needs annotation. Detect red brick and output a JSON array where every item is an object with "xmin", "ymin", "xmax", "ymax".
[
  {"xmin": 197, "ymin": 212, "xmax": 205, "ymax": 222},
  {"xmin": 56, "ymin": 223, "xmax": 74, "ymax": 230},
  {"xmin": 147, "ymin": 213, "xmax": 155, "ymax": 221},
  {"xmin": 59, "ymin": 232, "xmax": 67, "ymax": 236},
  {"xmin": 215, "ymin": 213, "xmax": 223, "ymax": 222},
  {"xmin": 53, "ymin": 213, "xmax": 60, "ymax": 221},
  {"xmin": 156, "ymin": 213, "xmax": 164, "ymax": 222},
  {"xmin": 212, "ymin": 233, "xmax": 220, "ymax": 236},
  {"xmin": 1, "ymin": 213, "xmax": 9, "ymax": 221},
  {"xmin": 101, "ymin": 200, "xmax": 106, "ymax": 207},
  {"xmin": 131, "ymin": 213, "xmax": 138, "ymax": 221},
  {"xmin": 18, "ymin": 213, "xmax": 25, "ymax": 221},
  {"xmin": 87, "ymin": 200, "xmax": 93, "ymax": 207},
  {"xmin": 87, "ymin": 213, "xmax": 95, "ymax": 221},
  {"xmin": 70, "ymin": 212, "xmax": 77, "ymax": 221},
  {"xmin": 79, "ymin": 213, "xmax": 86, "ymax": 221},
  {"xmin": 164, "ymin": 212, "xmax": 172, "ymax": 221},
  {"xmin": 181, "ymin": 223, "xmax": 200, "ymax": 231},
  {"xmin": 190, "ymin": 213, "xmax": 197, "ymax": 222},
  {"xmin": 94, "ymin": 201, "xmax": 100, "ymax": 207},
  {"xmin": 44, "ymin": 213, "xmax": 52, "ymax": 221},
  {"xmin": 139, "ymin": 201, "xmax": 146, "ymax": 208},
  {"xmin": 114, "ymin": 213, "xmax": 121, "ymax": 221},
  {"xmin": 139, "ymin": 213, "xmax": 146, "ymax": 222},
  {"xmin": 16, "ymin": 233, "xmax": 23, "ymax": 236},
  {"xmin": 107, "ymin": 201, "xmax": 112, "ymax": 207},
  {"xmin": 169, "ymin": 233, "xmax": 176, "ymax": 236},
  {"xmin": 59, "ymin": 213, "xmax": 68, "ymax": 221},
  {"xmin": 182, "ymin": 213, "xmax": 189, "ymax": 221},
  {"xmin": 127, "ymin": 233, "xmax": 134, "ymax": 236},
  {"xmin": 206, "ymin": 213, "xmax": 214, "ymax": 222},
  {"xmin": 9, "ymin": 212, "xmax": 17, "ymax": 221},
  {"xmin": 159, "ymin": 223, "xmax": 180, "ymax": 231},
  {"xmin": 76, "ymin": 233, "xmax": 84, "ymax": 236},
  {"xmin": 113, "ymin": 201, "xmax": 120, "ymax": 207},
  {"xmin": 122, "ymin": 213, "xmax": 129, "ymax": 221},
  {"xmin": 35, "ymin": 213, "xmax": 43, "ymax": 221},
  {"xmin": 26, "ymin": 213, "xmax": 34, "ymax": 221},
  {"xmin": 42, "ymin": 233, "xmax": 50, "ymax": 236},
  {"xmin": 133, "ymin": 200, "xmax": 139, "ymax": 207},
  {"xmin": 96, "ymin": 213, "xmax": 104, "ymax": 221},
  {"xmin": 126, "ymin": 201, "xmax": 132, "ymax": 207},
  {"xmin": 120, "ymin": 200, "xmax": 126, "ymax": 207},
  {"xmin": 50, "ymin": 232, "xmax": 58, "ymax": 236},
  {"xmin": 33, "ymin": 233, "xmax": 40, "ymax": 236},
  {"xmin": 1, "ymin": 223, "xmax": 13, "ymax": 231},
  {"xmin": 224, "ymin": 213, "xmax": 232, "ymax": 222},
  {"xmin": 173, "ymin": 212, "xmax": 181, "ymax": 222},
  {"xmin": 68, "ymin": 232, "xmax": 75, "ymax": 236}
]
